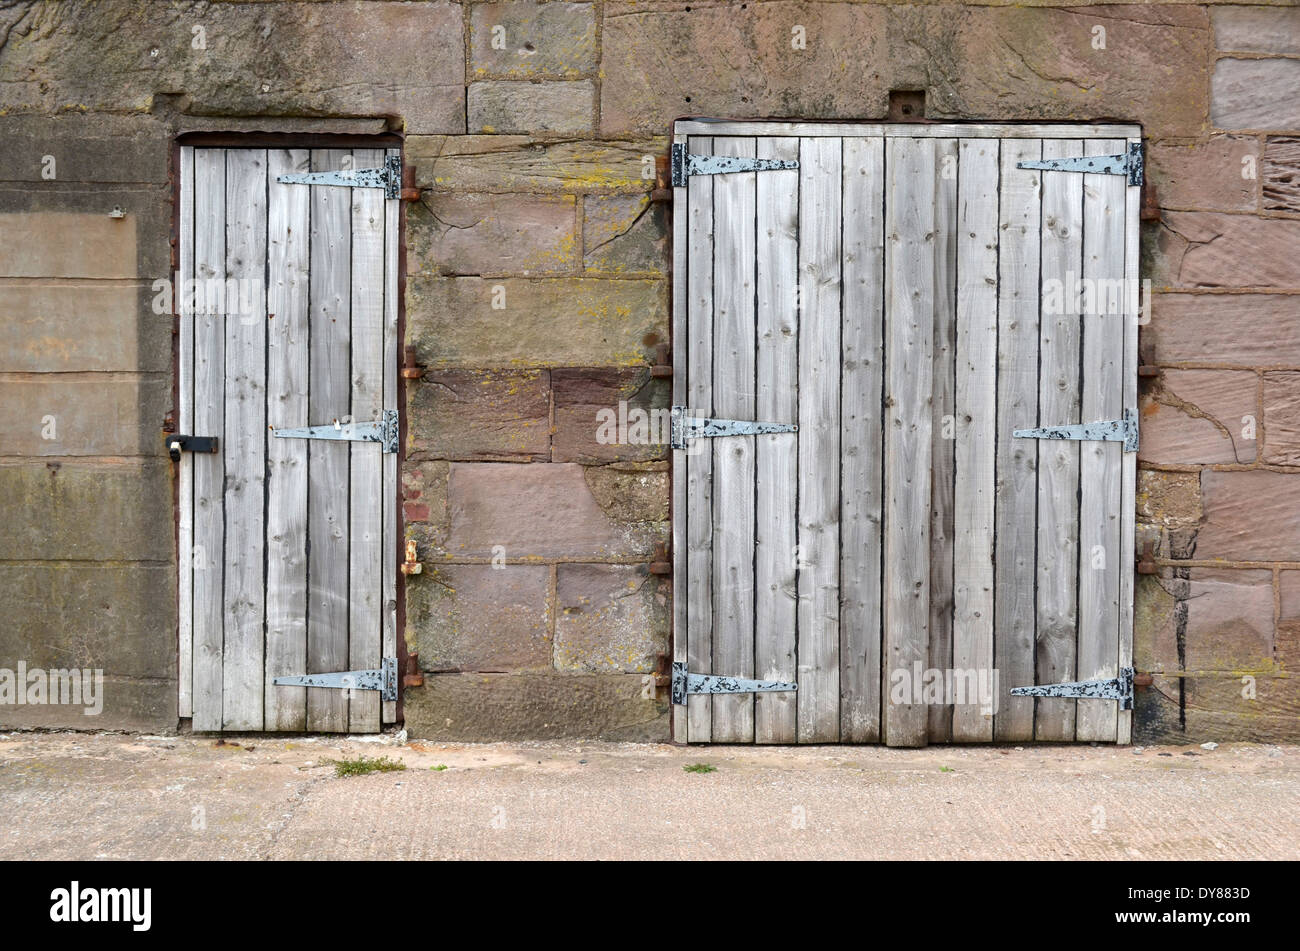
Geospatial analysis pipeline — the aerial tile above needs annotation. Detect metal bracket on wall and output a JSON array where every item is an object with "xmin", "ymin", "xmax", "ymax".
[
  {"xmin": 164, "ymin": 433, "xmax": 218, "ymax": 462},
  {"xmin": 670, "ymin": 405, "xmax": 797, "ymax": 450},
  {"xmin": 276, "ymin": 154, "xmax": 403, "ymax": 199},
  {"xmin": 670, "ymin": 663, "xmax": 797, "ymax": 706},
  {"xmin": 272, "ymin": 657, "xmax": 398, "ymax": 702},
  {"xmin": 273, "ymin": 409, "xmax": 399, "ymax": 453},
  {"xmin": 1013, "ymin": 408, "xmax": 1139, "ymax": 453},
  {"xmin": 1010, "ymin": 667, "xmax": 1135, "ymax": 710},
  {"xmin": 670, "ymin": 143, "xmax": 798, "ymax": 187},
  {"xmin": 1017, "ymin": 142, "xmax": 1144, "ymax": 187}
]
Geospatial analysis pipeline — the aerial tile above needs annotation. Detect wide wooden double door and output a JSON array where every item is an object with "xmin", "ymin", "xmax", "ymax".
[{"xmin": 670, "ymin": 122, "xmax": 1140, "ymax": 746}]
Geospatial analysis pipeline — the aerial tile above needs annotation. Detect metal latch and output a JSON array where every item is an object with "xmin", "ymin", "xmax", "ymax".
[
  {"xmin": 1013, "ymin": 409, "xmax": 1138, "ymax": 453},
  {"xmin": 273, "ymin": 410, "xmax": 398, "ymax": 453},
  {"xmin": 1010, "ymin": 667, "xmax": 1135, "ymax": 710},
  {"xmin": 1017, "ymin": 142, "xmax": 1144, "ymax": 187},
  {"xmin": 670, "ymin": 663, "xmax": 797, "ymax": 705},
  {"xmin": 277, "ymin": 154, "xmax": 402, "ymax": 199},
  {"xmin": 165, "ymin": 433, "xmax": 218, "ymax": 462},
  {"xmin": 671, "ymin": 143, "xmax": 798, "ymax": 187},
  {"xmin": 272, "ymin": 657, "xmax": 398, "ymax": 702},
  {"xmin": 670, "ymin": 405, "xmax": 797, "ymax": 450}
]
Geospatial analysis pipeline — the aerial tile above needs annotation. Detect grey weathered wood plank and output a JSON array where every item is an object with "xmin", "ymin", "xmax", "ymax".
[
  {"xmin": 347, "ymin": 147, "xmax": 386, "ymax": 734},
  {"xmin": 710, "ymin": 136, "xmax": 758, "ymax": 743},
  {"xmin": 1034, "ymin": 139, "xmax": 1084, "ymax": 742},
  {"xmin": 928, "ymin": 138, "xmax": 959, "ymax": 743},
  {"xmin": 882, "ymin": 136, "xmax": 935, "ymax": 748},
  {"xmin": 671, "ymin": 134, "xmax": 690, "ymax": 744},
  {"xmin": 952, "ymin": 139, "xmax": 999, "ymax": 743},
  {"xmin": 992, "ymin": 139, "xmax": 1042, "ymax": 742},
  {"xmin": 177, "ymin": 145, "xmax": 195, "ymax": 721},
  {"xmin": 796, "ymin": 135, "xmax": 842, "ymax": 743},
  {"xmin": 1076, "ymin": 138, "xmax": 1126, "ymax": 742},
  {"xmin": 676, "ymin": 122, "xmax": 1143, "ymax": 141},
  {"xmin": 221, "ymin": 148, "xmax": 268, "ymax": 731},
  {"xmin": 382, "ymin": 147, "xmax": 401, "ymax": 725},
  {"xmin": 1118, "ymin": 136, "xmax": 1141, "ymax": 745},
  {"xmin": 264, "ymin": 149, "xmax": 311, "ymax": 731},
  {"xmin": 307, "ymin": 148, "xmax": 353, "ymax": 733},
  {"xmin": 191, "ymin": 148, "xmax": 226, "ymax": 732},
  {"xmin": 838, "ymin": 134, "xmax": 884, "ymax": 743},
  {"xmin": 685, "ymin": 135, "xmax": 715, "ymax": 742},
  {"xmin": 754, "ymin": 136, "xmax": 800, "ymax": 745}
]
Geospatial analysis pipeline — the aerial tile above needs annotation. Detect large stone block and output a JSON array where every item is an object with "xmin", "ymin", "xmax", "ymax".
[
  {"xmin": 408, "ymin": 564, "xmax": 552, "ymax": 672},
  {"xmin": 407, "ymin": 276, "xmax": 668, "ymax": 369},
  {"xmin": 0, "ymin": 376, "xmax": 169, "ymax": 456},
  {"xmin": 0, "ymin": 461, "xmax": 173, "ymax": 561},
  {"xmin": 446, "ymin": 461, "xmax": 663, "ymax": 559},
  {"xmin": 0, "ymin": 675, "xmax": 176, "ymax": 733},
  {"xmin": 0, "ymin": 114, "xmax": 169, "ymax": 183},
  {"xmin": 1135, "ymin": 671, "xmax": 1299, "ymax": 744},
  {"xmin": 471, "ymin": 2, "xmax": 598, "ymax": 79},
  {"xmin": 1181, "ymin": 568, "xmax": 1275, "ymax": 673},
  {"xmin": 552, "ymin": 368, "xmax": 670, "ymax": 464},
  {"xmin": 583, "ymin": 195, "xmax": 668, "ymax": 274},
  {"xmin": 1154, "ymin": 213, "xmax": 1300, "ymax": 289},
  {"xmin": 1136, "ymin": 469, "xmax": 1202, "ymax": 528},
  {"xmin": 1147, "ymin": 137, "xmax": 1258, "ymax": 213},
  {"xmin": 0, "ymin": 0, "xmax": 465, "ymax": 133},
  {"xmin": 1263, "ymin": 371, "xmax": 1300, "ymax": 465},
  {"xmin": 1263, "ymin": 136, "xmax": 1300, "ymax": 215},
  {"xmin": 584, "ymin": 463, "xmax": 670, "ymax": 525},
  {"xmin": 468, "ymin": 81, "xmax": 595, "ymax": 134},
  {"xmin": 1198, "ymin": 470, "xmax": 1300, "ymax": 561},
  {"xmin": 407, "ymin": 194, "xmax": 578, "ymax": 277},
  {"xmin": 402, "ymin": 671, "xmax": 669, "ymax": 740},
  {"xmin": 1213, "ymin": 7, "xmax": 1300, "ymax": 56},
  {"xmin": 0, "ymin": 283, "xmax": 165, "ymax": 373},
  {"xmin": 1212, "ymin": 58, "xmax": 1300, "ymax": 130},
  {"xmin": 1146, "ymin": 293, "xmax": 1300, "ymax": 365},
  {"xmin": 555, "ymin": 563, "xmax": 667, "ymax": 673},
  {"xmin": 406, "ymin": 136, "xmax": 667, "ymax": 195},
  {"xmin": 0, "ymin": 562, "xmax": 175, "ymax": 679},
  {"xmin": 1138, "ymin": 369, "xmax": 1258, "ymax": 465},
  {"xmin": 600, "ymin": 4, "xmax": 1210, "ymax": 139},
  {"xmin": 407, "ymin": 369, "xmax": 551, "ymax": 462}
]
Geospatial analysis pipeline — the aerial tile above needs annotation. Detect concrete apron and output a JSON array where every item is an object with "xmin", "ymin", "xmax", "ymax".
[{"xmin": 0, "ymin": 733, "xmax": 1295, "ymax": 860}]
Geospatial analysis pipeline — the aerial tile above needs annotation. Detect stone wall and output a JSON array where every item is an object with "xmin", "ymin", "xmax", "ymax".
[{"xmin": 0, "ymin": 1, "xmax": 1296, "ymax": 740}]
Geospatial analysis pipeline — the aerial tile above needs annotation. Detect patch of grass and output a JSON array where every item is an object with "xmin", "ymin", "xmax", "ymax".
[
  {"xmin": 331, "ymin": 755, "xmax": 407, "ymax": 778},
  {"xmin": 430, "ymin": 764, "xmax": 448, "ymax": 771},
  {"xmin": 683, "ymin": 763, "xmax": 717, "ymax": 774},
  {"xmin": 939, "ymin": 766, "xmax": 954, "ymax": 773}
]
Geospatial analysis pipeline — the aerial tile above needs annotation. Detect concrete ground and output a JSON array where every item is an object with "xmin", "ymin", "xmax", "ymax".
[{"xmin": 0, "ymin": 732, "xmax": 1295, "ymax": 860}]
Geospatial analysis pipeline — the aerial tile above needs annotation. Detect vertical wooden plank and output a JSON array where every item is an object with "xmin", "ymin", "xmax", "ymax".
[
  {"xmin": 307, "ymin": 148, "xmax": 352, "ymax": 733},
  {"xmin": 992, "ymin": 139, "xmax": 1041, "ymax": 742},
  {"xmin": 177, "ymin": 146, "xmax": 195, "ymax": 720},
  {"xmin": 1118, "ymin": 135, "xmax": 1141, "ymax": 745},
  {"xmin": 671, "ymin": 131, "xmax": 690, "ymax": 744},
  {"xmin": 1035, "ymin": 139, "xmax": 1084, "ymax": 742},
  {"xmin": 348, "ymin": 148, "xmax": 386, "ymax": 734},
  {"xmin": 191, "ymin": 148, "xmax": 226, "ymax": 732},
  {"xmin": 710, "ymin": 136, "xmax": 758, "ymax": 743},
  {"xmin": 754, "ymin": 136, "xmax": 800, "ymax": 744},
  {"xmin": 265, "ymin": 149, "xmax": 311, "ymax": 732},
  {"xmin": 382, "ymin": 147, "xmax": 401, "ymax": 725},
  {"xmin": 685, "ymin": 136, "xmax": 714, "ymax": 742},
  {"xmin": 928, "ymin": 138, "xmax": 958, "ymax": 743},
  {"xmin": 952, "ymin": 139, "xmax": 999, "ymax": 742},
  {"xmin": 838, "ymin": 135, "xmax": 884, "ymax": 743},
  {"xmin": 1077, "ymin": 138, "xmax": 1126, "ymax": 742},
  {"xmin": 796, "ymin": 136, "xmax": 842, "ymax": 743},
  {"xmin": 221, "ymin": 148, "xmax": 268, "ymax": 731},
  {"xmin": 882, "ymin": 137, "xmax": 935, "ymax": 748}
]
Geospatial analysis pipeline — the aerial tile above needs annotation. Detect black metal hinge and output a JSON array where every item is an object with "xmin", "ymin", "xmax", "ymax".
[
  {"xmin": 671, "ymin": 143, "xmax": 799, "ymax": 187},
  {"xmin": 670, "ymin": 663, "xmax": 797, "ymax": 705},
  {"xmin": 1017, "ymin": 142, "xmax": 1144, "ymax": 187},
  {"xmin": 1010, "ymin": 668, "xmax": 1135, "ymax": 710}
]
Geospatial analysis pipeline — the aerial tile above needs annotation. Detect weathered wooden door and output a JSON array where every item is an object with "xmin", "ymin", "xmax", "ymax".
[
  {"xmin": 670, "ymin": 122, "xmax": 1140, "ymax": 746},
  {"xmin": 176, "ymin": 145, "xmax": 400, "ymax": 732}
]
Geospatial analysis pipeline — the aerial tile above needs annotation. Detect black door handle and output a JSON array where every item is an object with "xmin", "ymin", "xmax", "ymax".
[{"xmin": 165, "ymin": 434, "xmax": 219, "ymax": 462}]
